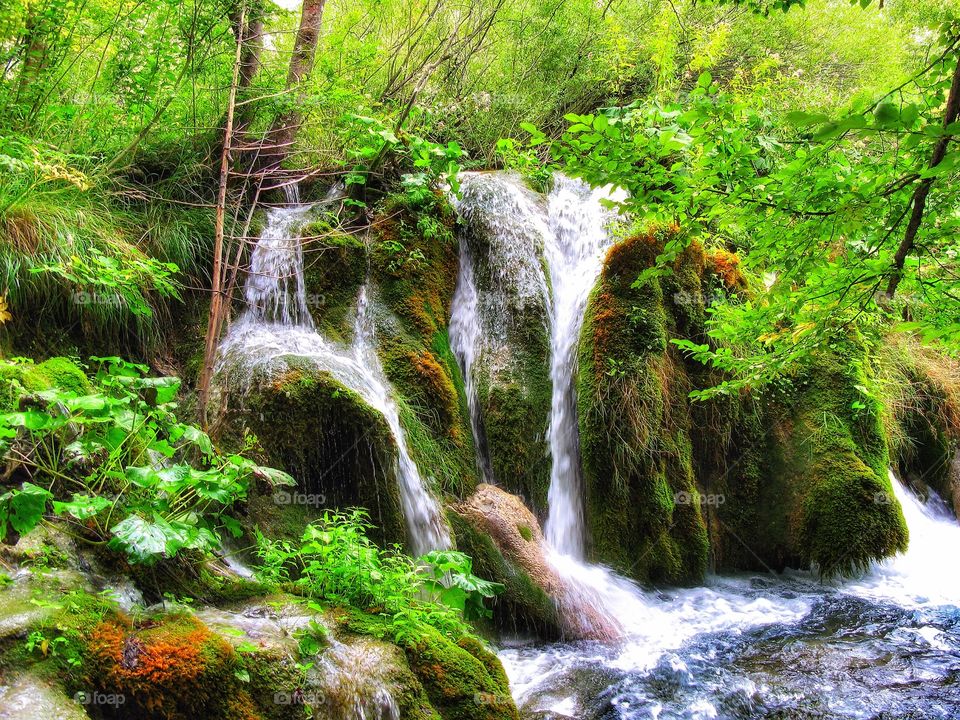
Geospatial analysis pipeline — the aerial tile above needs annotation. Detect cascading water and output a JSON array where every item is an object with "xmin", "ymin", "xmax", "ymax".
[
  {"xmin": 451, "ymin": 171, "xmax": 960, "ymax": 718},
  {"xmin": 542, "ymin": 174, "xmax": 625, "ymax": 557},
  {"xmin": 217, "ymin": 192, "xmax": 449, "ymax": 556}
]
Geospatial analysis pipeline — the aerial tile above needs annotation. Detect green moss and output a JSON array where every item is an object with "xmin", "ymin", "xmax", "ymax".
[
  {"xmin": 239, "ymin": 358, "xmax": 406, "ymax": 548},
  {"xmin": 576, "ymin": 229, "xmax": 709, "ymax": 585},
  {"xmin": 0, "ymin": 356, "xmax": 91, "ymax": 411},
  {"xmin": 333, "ymin": 607, "xmax": 519, "ymax": 720},
  {"xmin": 369, "ymin": 192, "xmax": 480, "ymax": 500},
  {"xmin": 302, "ymin": 226, "xmax": 366, "ymax": 341},
  {"xmin": 447, "ymin": 512, "xmax": 562, "ymax": 639}
]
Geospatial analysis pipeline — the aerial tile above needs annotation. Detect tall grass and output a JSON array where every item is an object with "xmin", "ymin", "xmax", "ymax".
[{"xmin": 0, "ymin": 146, "xmax": 213, "ymax": 353}]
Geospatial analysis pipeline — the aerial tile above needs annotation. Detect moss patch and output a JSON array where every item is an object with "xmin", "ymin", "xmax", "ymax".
[{"xmin": 237, "ymin": 358, "xmax": 405, "ymax": 548}]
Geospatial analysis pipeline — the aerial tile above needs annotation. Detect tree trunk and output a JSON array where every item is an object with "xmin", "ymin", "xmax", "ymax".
[
  {"xmin": 230, "ymin": 0, "xmax": 264, "ymax": 139},
  {"xmin": 197, "ymin": 4, "xmax": 248, "ymax": 426},
  {"xmin": 258, "ymin": 0, "xmax": 327, "ymax": 174},
  {"xmin": 886, "ymin": 52, "xmax": 960, "ymax": 299}
]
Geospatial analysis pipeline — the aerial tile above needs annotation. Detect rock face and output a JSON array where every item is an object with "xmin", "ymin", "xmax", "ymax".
[
  {"xmin": 453, "ymin": 484, "xmax": 618, "ymax": 641},
  {"xmin": 231, "ymin": 359, "xmax": 406, "ymax": 547}
]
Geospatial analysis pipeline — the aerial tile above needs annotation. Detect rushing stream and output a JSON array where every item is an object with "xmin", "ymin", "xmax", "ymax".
[
  {"xmin": 217, "ymin": 190, "xmax": 449, "ymax": 556},
  {"xmin": 450, "ymin": 172, "xmax": 960, "ymax": 719}
]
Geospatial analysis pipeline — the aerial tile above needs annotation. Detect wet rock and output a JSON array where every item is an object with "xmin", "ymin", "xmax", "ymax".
[
  {"xmin": 0, "ymin": 673, "xmax": 88, "ymax": 720},
  {"xmin": 454, "ymin": 484, "xmax": 619, "ymax": 641}
]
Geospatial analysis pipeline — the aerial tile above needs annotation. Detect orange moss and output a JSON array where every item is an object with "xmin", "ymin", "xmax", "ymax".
[
  {"xmin": 707, "ymin": 248, "xmax": 747, "ymax": 291},
  {"xmin": 408, "ymin": 349, "xmax": 461, "ymax": 438},
  {"xmin": 87, "ymin": 614, "xmax": 258, "ymax": 720}
]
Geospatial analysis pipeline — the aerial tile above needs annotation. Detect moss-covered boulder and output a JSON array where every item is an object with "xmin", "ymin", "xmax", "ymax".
[
  {"xmin": 85, "ymin": 612, "xmax": 259, "ymax": 719},
  {"xmin": 576, "ymin": 228, "xmax": 710, "ymax": 584},
  {"xmin": 712, "ymin": 355, "xmax": 909, "ymax": 576},
  {"xmin": 452, "ymin": 174, "xmax": 553, "ymax": 514},
  {"xmin": 0, "ymin": 356, "xmax": 91, "ymax": 412},
  {"xmin": 301, "ymin": 225, "xmax": 366, "ymax": 343},
  {"xmin": 232, "ymin": 358, "xmax": 406, "ymax": 548},
  {"xmin": 335, "ymin": 608, "xmax": 520, "ymax": 720},
  {"xmin": 577, "ymin": 226, "xmax": 907, "ymax": 580}
]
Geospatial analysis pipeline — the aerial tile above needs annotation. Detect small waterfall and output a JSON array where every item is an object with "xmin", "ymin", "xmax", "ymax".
[
  {"xmin": 449, "ymin": 241, "xmax": 494, "ymax": 483},
  {"xmin": 449, "ymin": 172, "xmax": 553, "ymax": 484},
  {"xmin": 218, "ymin": 192, "xmax": 449, "ymax": 556},
  {"xmin": 542, "ymin": 175, "xmax": 624, "ymax": 557},
  {"xmin": 845, "ymin": 470, "xmax": 960, "ymax": 607},
  {"xmin": 451, "ymin": 171, "xmax": 640, "ymax": 636}
]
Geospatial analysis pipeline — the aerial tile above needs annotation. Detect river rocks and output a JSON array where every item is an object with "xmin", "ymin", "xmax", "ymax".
[{"xmin": 453, "ymin": 484, "xmax": 619, "ymax": 641}]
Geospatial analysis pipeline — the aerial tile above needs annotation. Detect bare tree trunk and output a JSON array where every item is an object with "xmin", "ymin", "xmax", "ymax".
[
  {"xmin": 258, "ymin": 0, "xmax": 327, "ymax": 174},
  {"xmin": 230, "ymin": 0, "xmax": 264, "ymax": 138},
  {"xmin": 198, "ymin": 4, "xmax": 247, "ymax": 426},
  {"xmin": 886, "ymin": 52, "xmax": 960, "ymax": 300}
]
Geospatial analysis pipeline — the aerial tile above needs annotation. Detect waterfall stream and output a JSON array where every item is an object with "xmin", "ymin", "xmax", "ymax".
[
  {"xmin": 217, "ymin": 193, "xmax": 449, "ymax": 556},
  {"xmin": 450, "ymin": 172, "xmax": 960, "ymax": 719}
]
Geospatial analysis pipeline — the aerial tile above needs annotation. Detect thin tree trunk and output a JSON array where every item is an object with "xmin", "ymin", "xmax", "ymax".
[
  {"xmin": 198, "ymin": 4, "xmax": 247, "ymax": 426},
  {"xmin": 886, "ymin": 52, "xmax": 960, "ymax": 299},
  {"xmin": 259, "ymin": 0, "xmax": 327, "ymax": 173}
]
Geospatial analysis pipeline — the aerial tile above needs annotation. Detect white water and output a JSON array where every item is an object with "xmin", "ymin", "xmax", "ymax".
[
  {"xmin": 217, "ymin": 194, "xmax": 449, "ymax": 556},
  {"xmin": 844, "ymin": 470, "xmax": 960, "ymax": 608},
  {"xmin": 542, "ymin": 174, "xmax": 625, "ymax": 557}
]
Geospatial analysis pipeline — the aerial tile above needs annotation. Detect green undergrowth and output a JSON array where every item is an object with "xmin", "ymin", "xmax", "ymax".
[{"xmin": 0, "ymin": 146, "xmax": 214, "ymax": 355}]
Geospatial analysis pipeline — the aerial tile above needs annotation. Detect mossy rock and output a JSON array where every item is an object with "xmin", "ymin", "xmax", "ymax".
[
  {"xmin": 0, "ymin": 356, "xmax": 91, "ymax": 412},
  {"xmin": 741, "ymin": 355, "xmax": 908, "ymax": 577},
  {"xmin": 236, "ymin": 357, "xmax": 406, "ymax": 548},
  {"xmin": 449, "ymin": 175, "xmax": 554, "ymax": 513},
  {"xmin": 447, "ymin": 512, "xmax": 562, "ymax": 639},
  {"xmin": 334, "ymin": 609, "xmax": 518, "ymax": 720},
  {"xmin": 301, "ymin": 225, "xmax": 366, "ymax": 342},
  {"xmin": 84, "ymin": 611, "xmax": 259, "ymax": 719},
  {"xmin": 369, "ymin": 192, "xmax": 480, "ymax": 500},
  {"xmin": 576, "ymin": 229, "xmax": 709, "ymax": 585}
]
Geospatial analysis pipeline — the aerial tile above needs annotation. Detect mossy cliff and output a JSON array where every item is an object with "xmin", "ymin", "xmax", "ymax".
[
  {"xmin": 368, "ymin": 190, "xmax": 479, "ymax": 500},
  {"xmin": 576, "ymin": 228, "xmax": 710, "ymax": 585},
  {"xmin": 453, "ymin": 175, "xmax": 553, "ymax": 515},
  {"xmin": 577, "ymin": 227, "xmax": 908, "ymax": 581},
  {"xmin": 230, "ymin": 357, "xmax": 406, "ymax": 548},
  {"xmin": 878, "ymin": 336, "xmax": 960, "ymax": 517}
]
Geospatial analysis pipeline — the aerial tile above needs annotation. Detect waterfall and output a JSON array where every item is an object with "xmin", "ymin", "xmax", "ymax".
[
  {"xmin": 542, "ymin": 175, "xmax": 624, "ymax": 557},
  {"xmin": 451, "ymin": 171, "xmax": 641, "ymax": 636},
  {"xmin": 217, "ymin": 191, "xmax": 449, "ymax": 556},
  {"xmin": 448, "ymin": 172, "xmax": 553, "ymax": 485},
  {"xmin": 844, "ymin": 470, "xmax": 960, "ymax": 607},
  {"xmin": 448, "ymin": 241, "xmax": 494, "ymax": 484}
]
